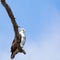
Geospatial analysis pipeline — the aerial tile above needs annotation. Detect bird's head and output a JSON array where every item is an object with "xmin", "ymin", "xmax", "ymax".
[{"xmin": 19, "ymin": 28, "xmax": 25, "ymax": 34}]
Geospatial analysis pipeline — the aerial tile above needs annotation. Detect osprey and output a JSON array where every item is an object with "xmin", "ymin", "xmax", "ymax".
[{"xmin": 11, "ymin": 28, "xmax": 26, "ymax": 59}]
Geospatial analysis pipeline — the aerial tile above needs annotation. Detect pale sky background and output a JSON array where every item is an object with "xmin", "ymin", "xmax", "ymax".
[{"xmin": 0, "ymin": 0, "xmax": 60, "ymax": 60}]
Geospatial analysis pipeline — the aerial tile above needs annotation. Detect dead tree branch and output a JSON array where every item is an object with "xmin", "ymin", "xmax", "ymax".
[
  {"xmin": 0, "ymin": 0, "xmax": 25, "ymax": 59},
  {"xmin": 1, "ymin": 0, "xmax": 19, "ymax": 38}
]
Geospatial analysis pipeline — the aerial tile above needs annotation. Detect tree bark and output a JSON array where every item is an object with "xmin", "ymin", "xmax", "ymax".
[{"xmin": 1, "ymin": 0, "xmax": 19, "ymax": 38}]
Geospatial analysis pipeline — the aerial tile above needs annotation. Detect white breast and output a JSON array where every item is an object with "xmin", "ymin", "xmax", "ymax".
[{"xmin": 19, "ymin": 31, "xmax": 26, "ymax": 48}]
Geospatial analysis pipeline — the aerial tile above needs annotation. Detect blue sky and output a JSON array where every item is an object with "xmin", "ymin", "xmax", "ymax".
[{"xmin": 0, "ymin": 0, "xmax": 60, "ymax": 60}]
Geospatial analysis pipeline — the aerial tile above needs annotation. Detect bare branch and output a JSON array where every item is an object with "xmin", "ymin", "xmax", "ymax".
[{"xmin": 1, "ymin": 0, "xmax": 19, "ymax": 37}]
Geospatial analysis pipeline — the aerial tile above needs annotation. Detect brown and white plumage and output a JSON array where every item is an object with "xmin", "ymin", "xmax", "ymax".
[{"xmin": 11, "ymin": 28, "xmax": 26, "ymax": 59}]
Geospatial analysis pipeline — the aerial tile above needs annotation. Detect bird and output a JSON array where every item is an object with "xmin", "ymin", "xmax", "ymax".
[{"xmin": 11, "ymin": 28, "xmax": 26, "ymax": 59}]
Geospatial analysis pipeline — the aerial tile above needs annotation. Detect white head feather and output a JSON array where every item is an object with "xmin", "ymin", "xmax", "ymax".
[{"xmin": 19, "ymin": 28, "xmax": 25, "ymax": 34}]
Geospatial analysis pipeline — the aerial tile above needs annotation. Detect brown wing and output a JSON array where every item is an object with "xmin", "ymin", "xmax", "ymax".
[
  {"xmin": 1, "ymin": 0, "xmax": 19, "ymax": 37},
  {"xmin": 11, "ymin": 37, "xmax": 21, "ymax": 59},
  {"xmin": 11, "ymin": 34, "xmax": 21, "ymax": 52}
]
